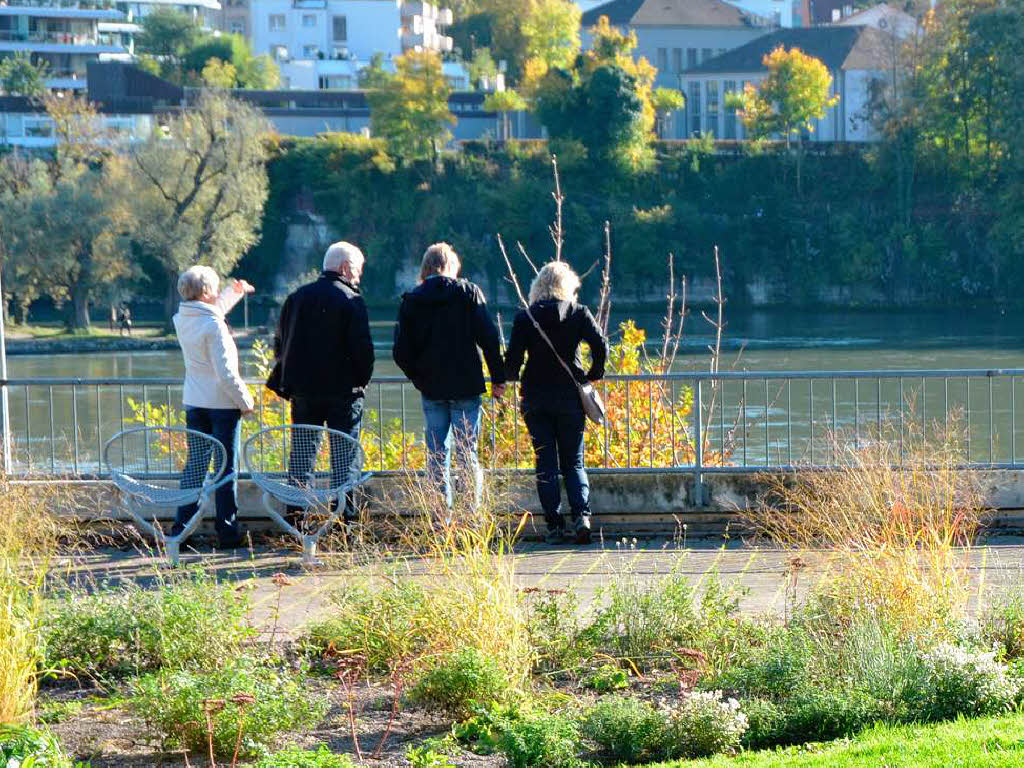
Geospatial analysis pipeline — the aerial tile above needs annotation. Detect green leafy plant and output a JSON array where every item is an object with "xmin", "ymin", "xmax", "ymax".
[
  {"xmin": 0, "ymin": 725, "xmax": 80, "ymax": 767},
  {"xmin": 452, "ymin": 701, "xmax": 522, "ymax": 755},
  {"xmin": 525, "ymin": 588, "xmax": 592, "ymax": 674},
  {"xmin": 254, "ymin": 745, "xmax": 356, "ymax": 767},
  {"xmin": 581, "ymin": 663, "xmax": 629, "ymax": 693},
  {"xmin": 405, "ymin": 737, "xmax": 458, "ymax": 768},
  {"xmin": 134, "ymin": 659, "xmax": 326, "ymax": 759},
  {"xmin": 918, "ymin": 643, "xmax": 1020, "ymax": 721},
  {"xmin": 658, "ymin": 690, "xmax": 748, "ymax": 759},
  {"xmin": 408, "ymin": 648, "xmax": 506, "ymax": 715},
  {"xmin": 581, "ymin": 696, "xmax": 666, "ymax": 763},
  {"xmin": 498, "ymin": 713, "xmax": 585, "ymax": 768},
  {"xmin": 42, "ymin": 571, "xmax": 254, "ymax": 682}
]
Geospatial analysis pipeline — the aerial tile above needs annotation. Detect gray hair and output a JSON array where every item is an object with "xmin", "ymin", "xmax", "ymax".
[
  {"xmin": 419, "ymin": 242, "xmax": 460, "ymax": 281},
  {"xmin": 177, "ymin": 265, "xmax": 220, "ymax": 301},
  {"xmin": 323, "ymin": 241, "xmax": 364, "ymax": 273},
  {"xmin": 529, "ymin": 261, "xmax": 580, "ymax": 304}
]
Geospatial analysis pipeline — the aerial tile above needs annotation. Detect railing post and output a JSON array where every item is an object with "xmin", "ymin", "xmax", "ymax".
[
  {"xmin": 694, "ymin": 378, "xmax": 704, "ymax": 507},
  {"xmin": 0, "ymin": 268, "xmax": 12, "ymax": 475}
]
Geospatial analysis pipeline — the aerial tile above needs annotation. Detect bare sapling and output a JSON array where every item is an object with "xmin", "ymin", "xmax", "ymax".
[
  {"xmin": 700, "ymin": 246, "xmax": 726, "ymax": 455},
  {"xmin": 596, "ymin": 221, "xmax": 613, "ymax": 335},
  {"xmin": 549, "ymin": 155, "xmax": 564, "ymax": 262}
]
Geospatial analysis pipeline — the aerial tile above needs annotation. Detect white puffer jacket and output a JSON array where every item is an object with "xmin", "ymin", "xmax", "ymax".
[{"xmin": 173, "ymin": 289, "xmax": 255, "ymax": 411}]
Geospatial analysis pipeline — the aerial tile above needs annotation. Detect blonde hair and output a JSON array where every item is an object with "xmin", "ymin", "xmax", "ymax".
[
  {"xmin": 529, "ymin": 261, "xmax": 580, "ymax": 304},
  {"xmin": 420, "ymin": 242, "xmax": 461, "ymax": 281},
  {"xmin": 177, "ymin": 265, "xmax": 220, "ymax": 301}
]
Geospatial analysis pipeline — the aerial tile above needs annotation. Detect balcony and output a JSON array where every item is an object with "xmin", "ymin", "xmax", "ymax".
[
  {"xmin": 0, "ymin": 30, "xmax": 97, "ymax": 44},
  {"xmin": 0, "ymin": 4, "xmax": 125, "ymax": 20}
]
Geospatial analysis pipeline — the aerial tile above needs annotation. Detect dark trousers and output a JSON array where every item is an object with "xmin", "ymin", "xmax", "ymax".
[
  {"xmin": 288, "ymin": 394, "xmax": 364, "ymax": 522},
  {"xmin": 523, "ymin": 402, "xmax": 590, "ymax": 532},
  {"xmin": 174, "ymin": 406, "xmax": 242, "ymax": 539}
]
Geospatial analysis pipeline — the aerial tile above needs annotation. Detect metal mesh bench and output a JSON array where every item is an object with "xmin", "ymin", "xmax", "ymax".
[
  {"xmin": 104, "ymin": 426, "xmax": 231, "ymax": 565},
  {"xmin": 243, "ymin": 425, "xmax": 372, "ymax": 564}
]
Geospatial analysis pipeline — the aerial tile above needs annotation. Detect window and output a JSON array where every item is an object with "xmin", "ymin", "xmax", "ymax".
[
  {"xmin": 723, "ymin": 80, "xmax": 737, "ymax": 139},
  {"xmin": 270, "ymin": 44, "xmax": 288, "ymax": 60},
  {"xmin": 705, "ymin": 80, "xmax": 719, "ymax": 138},
  {"xmin": 701, "ymin": 48, "xmax": 712, "ymax": 63},
  {"xmin": 688, "ymin": 81, "xmax": 701, "ymax": 136},
  {"xmin": 656, "ymin": 47, "xmax": 667, "ymax": 72},
  {"xmin": 268, "ymin": 13, "xmax": 285, "ymax": 30},
  {"xmin": 332, "ymin": 15, "xmax": 346, "ymax": 41},
  {"xmin": 672, "ymin": 47, "xmax": 682, "ymax": 73},
  {"xmin": 229, "ymin": 20, "xmax": 244, "ymax": 33},
  {"xmin": 302, "ymin": 44, "xmax": 318, "ymax": 57},
  {"xmin": 686, "ymin": 48, "xmax": 697, "ymax": 69},
  {"xmin": 319, "ymin": 74, "xmax": 354, "ymax": 89},
  {"xmin": 717, "ymin": 48, "xmax": 726, "ymax": 58},
  {"xmin": 302, "ymin": 13, "xmax": 316, "ymax": 26}
]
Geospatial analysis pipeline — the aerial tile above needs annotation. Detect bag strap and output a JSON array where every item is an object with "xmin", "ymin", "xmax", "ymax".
[{"xmin": 522, "ymin": 303, "xmax": 584, "ymax": 389}]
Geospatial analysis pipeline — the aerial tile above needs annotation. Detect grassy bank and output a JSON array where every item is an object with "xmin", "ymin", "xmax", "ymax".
[{"xmin": 658, "ymin": 713, "xmax": 1024, "ymax": 768}]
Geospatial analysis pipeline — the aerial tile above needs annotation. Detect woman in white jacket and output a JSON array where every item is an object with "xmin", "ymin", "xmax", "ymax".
[{"xmin": 171, "ymin": 265, "xmax": 255, "ymax": 549}]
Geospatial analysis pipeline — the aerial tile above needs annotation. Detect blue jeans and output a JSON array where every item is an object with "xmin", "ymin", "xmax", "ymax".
[
  {"xmin": 174, "ymin": 407, "xmax": 242, "ymax": 539},
  {"xmin": 523, "ymin": 402, "xmax": 590, "ymax": 532},
  {"xmin": 422, "ymin": 396, "xmax": 483, "ymax": 509}
]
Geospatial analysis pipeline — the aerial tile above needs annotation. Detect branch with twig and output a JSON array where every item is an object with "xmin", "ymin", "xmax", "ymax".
[
  {"xmin": 596, "ymin": 221, "xmax": 613, "ymax": 336},
  {"xmin": 548, "ymin": 155, "xmax": 564, "ymax": 262}
]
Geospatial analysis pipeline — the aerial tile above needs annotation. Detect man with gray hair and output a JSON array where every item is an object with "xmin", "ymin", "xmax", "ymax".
[{"xmin": 270, "ymin": 241, "xmax": 374, "ymax": 527}]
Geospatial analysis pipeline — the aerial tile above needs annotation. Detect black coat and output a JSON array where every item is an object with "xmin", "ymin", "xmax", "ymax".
[
  {"xmin": 392, "ymin": 276, "xmax": 505, "ymax": 401},
  {"xmin": 271, "ymin": 272, "xmax": 375, "ymax": 399},
  {"xmin": 504, "ymin": 300, "xmax": 608, "ymax": 407}
]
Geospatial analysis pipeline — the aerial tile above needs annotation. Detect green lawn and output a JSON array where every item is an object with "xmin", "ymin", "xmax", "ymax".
[
  {"xmin": 6, "ymin": 323, "xmax": 171, "ymax": 341},
  {"xmin": 652, "ymin": 713, "xmax": 1024, "ymax": 768}
]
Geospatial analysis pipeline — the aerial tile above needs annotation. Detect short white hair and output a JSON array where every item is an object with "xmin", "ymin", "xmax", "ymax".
[
  {"xmin": 177, "ymin": 265, "xmax": 220, "ymax": 301},
  {"xmin": 529, "ymin": 261, "xmax": 581, "ymax": 304},
  {"xmin": 323, "ymin": 241, "xmax": 364, "ymax": 272}
]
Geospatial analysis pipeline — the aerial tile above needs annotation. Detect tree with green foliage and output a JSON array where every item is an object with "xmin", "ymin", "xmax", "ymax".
[
  {"xmin": 734, "ymin": 46, "xmax": 839, "ymax": 193},
  {"xmin": 652, "ymin": 87, "xmax": 686, "ymax": 138},
  {"xmin": 0, "ymin": 53, "xmax": 48, "ymax": 97},
  {"xmin": 136, "ymin": 8, "xmax": 200, "ymax": 57},
  {"xmin": 366, "ymin": 51, "xmax": 455, "ymax": 163},
  {"xmin": 483, "ymin": 89, "xmax": 527, "ymax": 140},
  {"xmin": 201, "ymin": 57, "xmax": 237, "ymax": 88},
  {"xmin": 129, "ymin": 90, "xmax": 271, "ymax": 321},
  {"xmin": 182, "ymin": 34, "xmax": 280, "ymax": 89},
  {"xmin": 521, "ymin": 0, "xmax": 581, "ymax": 71}
]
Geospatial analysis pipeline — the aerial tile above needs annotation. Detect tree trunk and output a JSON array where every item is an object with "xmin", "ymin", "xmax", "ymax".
[{"xmin": 69, "ymin": 283, "xmax": 91, "ymax": 331}]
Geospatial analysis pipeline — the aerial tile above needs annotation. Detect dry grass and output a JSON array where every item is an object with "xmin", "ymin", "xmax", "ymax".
[
  {"xmin": 0, "ymin": 476, "xmax": 81, "ymax": 724},
  {"xmin": 748, "ymin": 425, "xmax": 986, "ymax": 632}
]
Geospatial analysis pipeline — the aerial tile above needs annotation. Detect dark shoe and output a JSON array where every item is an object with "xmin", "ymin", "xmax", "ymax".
[
  {"xmin": 217, "ymin": 527, "xmax": 248, "ymax": 550},
  {"xmin": 544, "ymin": 528, "xmax": 567, "ymax": 546},
  {"xmin": 573, "ymin": 516, "xmax": 592, "ymax": 545}
]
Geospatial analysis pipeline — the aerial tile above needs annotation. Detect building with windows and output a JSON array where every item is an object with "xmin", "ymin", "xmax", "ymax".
[
  {"xmin": 0, "ymin": 0, "xmax": 133, "ymax": 90},
  {"xmin": 249, "ymin": 0, "xmax": 467, "ymax": 90},
  {"xmin": 115, "ymin": 0, "xmax": 222, "ymax": 27},
  {"xmin": 581, "ymin": 0, "xmax": 775, "ymax": 100},
  {"xmin": 678, "ymin": 25, "xmax": 893, "ymax": 141}
]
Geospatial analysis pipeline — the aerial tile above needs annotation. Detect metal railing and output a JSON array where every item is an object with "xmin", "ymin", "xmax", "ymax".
[{"xmin": 2, "ymin": 369, "xmax": 1023, "ymax": 499}]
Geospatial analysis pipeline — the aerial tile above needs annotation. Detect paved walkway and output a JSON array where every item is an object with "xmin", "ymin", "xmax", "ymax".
[{"xmin": 59, "ymin": 536, "xmax": 1024, "ymax": 640}]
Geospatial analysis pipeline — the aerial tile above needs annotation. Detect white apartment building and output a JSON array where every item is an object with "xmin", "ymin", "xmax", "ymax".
[
  {"xmin": 250, "ymin": 0, "xmax": 467, "ymax": 90},
  {"xmin": 0, "ymin": 0, "xmax": 133, "ymax": 90},
  {"xmin": 116, "ymin": 0, "xmax": 222, "ymax": 28}
]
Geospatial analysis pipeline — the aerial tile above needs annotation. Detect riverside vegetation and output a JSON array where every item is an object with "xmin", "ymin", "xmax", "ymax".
[{"xmin": 2, "ymin": 421, "xmax": 1024, "ymax": 766}]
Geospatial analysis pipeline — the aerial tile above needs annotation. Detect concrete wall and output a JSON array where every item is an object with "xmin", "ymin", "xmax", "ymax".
[{"xmin": 54, "ymin": 469, "xmax": 1024, "ymax": 539}]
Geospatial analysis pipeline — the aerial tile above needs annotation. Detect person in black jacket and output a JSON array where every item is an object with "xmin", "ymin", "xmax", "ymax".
[
  {"xmin": 505, "ymin": 261, "xmax": 608, "ymax": 544},
  {"xmin": 393, "ymin": 243, "xmax": 506, "ymax": 510},
  {"xmin": 271, "ymin": 241, "xmax": 375, "ymax": 526}
]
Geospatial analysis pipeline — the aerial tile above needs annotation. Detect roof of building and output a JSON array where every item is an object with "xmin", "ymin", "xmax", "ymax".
[
  {"xmin": 630, "ymin": 0, "xmax": 753, "ymax": 26},
  {"xmin": 688, "ymin": 25, "xmax": 893, "ymax": 72},
  {"xmin": 581, "ymin": 0, "xmax": 646, "ymax": 27}
]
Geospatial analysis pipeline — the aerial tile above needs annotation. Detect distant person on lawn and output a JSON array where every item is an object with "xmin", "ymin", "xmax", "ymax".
[
  {"xmin": 270, "ymin": 241, "xmax": 375, "ymax": 529},
  {"xmin": 505, "ymin": 261, "xmax": 607, "ymax": 544},
  {"xmin": 172, "ymin": 265, "xmax": 255, "ymax": 549},
  {"xmin": 393, "ymin": 243, "xmax": 506, "ymax": 511}
]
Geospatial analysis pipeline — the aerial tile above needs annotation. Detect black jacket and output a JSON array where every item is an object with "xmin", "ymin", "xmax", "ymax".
[
  {"xmin": 392, "ymin": 276, "xmax": 505, "ymax": 401},
  {"xmin": 504, "ymin": 300, "xmax": 608, "ymax": 406},
  {"xmin": 271, "ymin": 272, "xmax": 375, "ymax": 399}
]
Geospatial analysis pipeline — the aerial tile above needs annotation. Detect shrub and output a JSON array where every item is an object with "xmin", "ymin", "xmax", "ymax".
[
  {"xmin": 710, "ymin": 626, "xmax": 812, "ymax": 698},
  {"xmin": 581, "ymin": 696, "xmax": 666, "ymax": 763},
  {"xmin": 525, "ymin": 588, "xmax": 593, "ymax": 674},
  {"xmin": 981, "ymin": 589, "xmax": 1024, "ymax": 660},
  {"xmin": 254, "ymin": 745, "xmax": 356, "ymax": 767},
  {"xmin": 452, "ymin": 701, "xmax": 522, "ymax": 755},
  {"xmin": 742, "ymin": 687, "xmax": 880, "ymax": 749},
  {"xmin": 406, "ymin": 737, "xmax": 458, "ymax": 767},
  {"xmin": 498, "ymin": 713, "xmax": 585, "ymax": 768},
  {"xmin": 134, "ymin": 659, "xmax": 326, "ymax": 759},
  {"xmin": 918, "ymin": 643, "xmax": 1020, "ymax": 721},
  {"xmin": 302, "ymin": 581, "xmax": 429, "ymax": 674},
  {"xmin": 42, "ymin": 572, "xmax": 253, "ymax": 680},
  {"xmin": 0, "ymin": 725, "xmax": 76, "ymax": 767},
  {"xmin": 658, "ymin": 690, "xmax": 748, "ymax": 759},
  {"xmin": 408, "ymin": 648, "xmax": 506, "ymax": 715}
]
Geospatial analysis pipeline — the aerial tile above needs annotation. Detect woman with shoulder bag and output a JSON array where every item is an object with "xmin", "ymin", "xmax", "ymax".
[{"xmin": 505, "ymin": 261, "xmax": 608, "ymax": 544}]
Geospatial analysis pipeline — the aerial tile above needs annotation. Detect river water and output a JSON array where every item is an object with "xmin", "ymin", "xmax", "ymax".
[{"xmin": 6, "ymin": 309, "xmax": 1024, "ymax": 474}]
